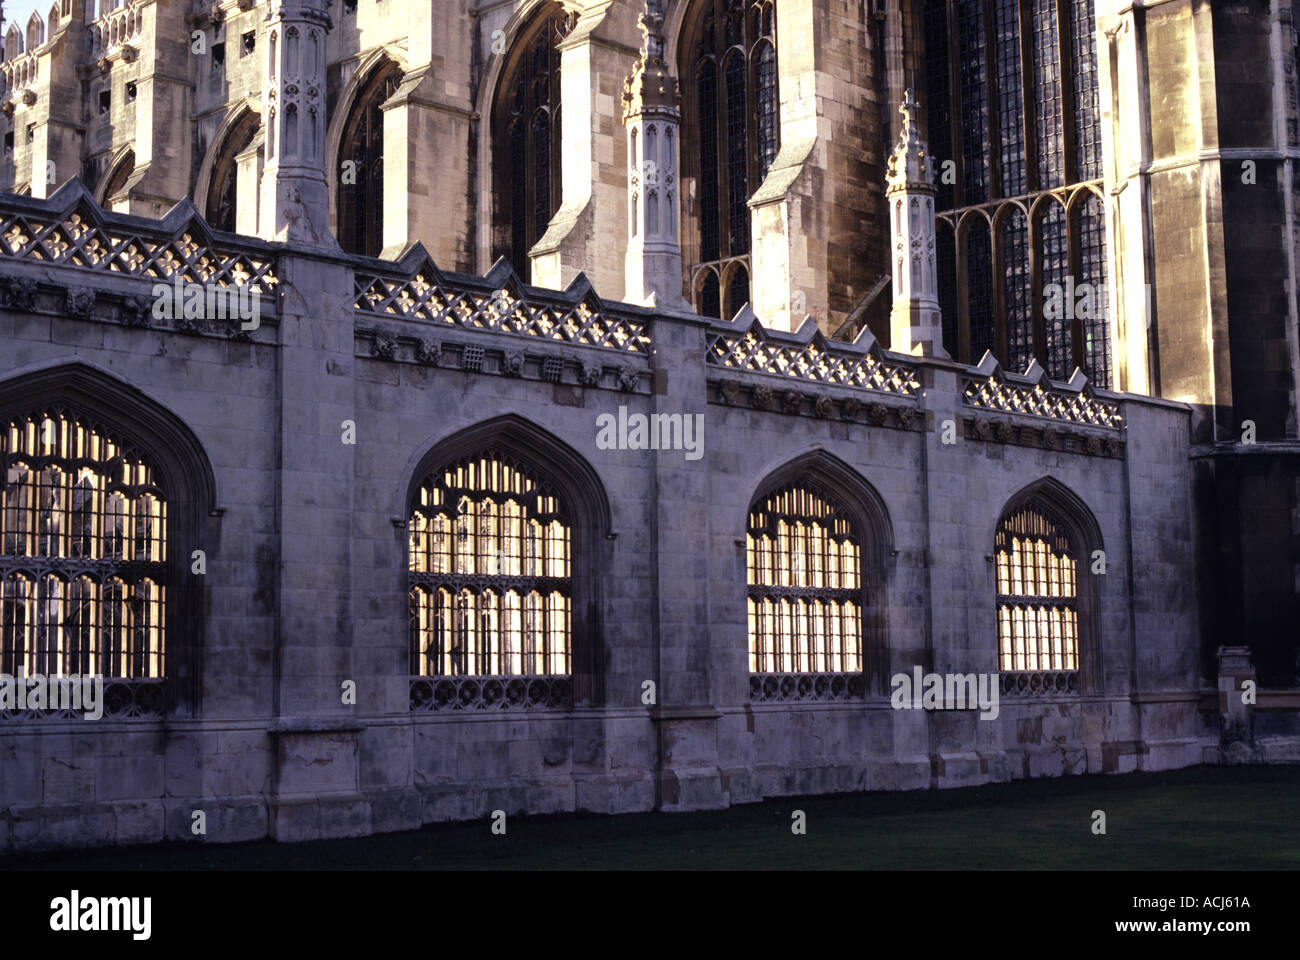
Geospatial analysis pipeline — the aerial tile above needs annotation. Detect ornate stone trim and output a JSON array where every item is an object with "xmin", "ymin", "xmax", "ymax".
[
  {"xmin": 1000, "ymin": 671, "xmax": 1081, "ymax": 697},
  {"xmin": 964, "ymin": 416, "xmax": 1123, "ymax": 458},
  {"xmin": 749, "ymin": 672, "xmax": 867, "ymax": 703},
  {"xmin": 710, "ymin": 378, "xmax": 920, "ymax": 430},
  {"xmin": 409, "ymin": 675, "xmax": 573, "ymax": 712},
  {"xmin": 0, "ymin": 678, "xmax": 164, "ymax": 721},
  {"xmin": 355, "ymin": 257, "xmax": 650, "ymax": 355},
  {"xmin": 707, "ymin": 324, "xmax": 921, "ymax": 397}
]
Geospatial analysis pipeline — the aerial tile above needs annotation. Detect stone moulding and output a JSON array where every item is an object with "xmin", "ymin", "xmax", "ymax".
[
  {"xmin": 409, "ymin": 675, "xmax": 574, "ymax": 712},
  {"xmin": 749, "ymin": 672, "xmax": 867, "ymax": 703},
  {"xmin": 963, "ymin": 415, "xmax": 1122, "ymax": 459},
  {"xmin": 709, "ymin": 376, "xmax": 921, "ymax": 430},
  {"xmin": 1000, "ymin": 671, "xmax": 1081, "ymax": 697},
  {"xmin": 0, "ymin": 678, "xmax": 164, "ymax": 721},
  {"xmin": 354, "ymin": 245, "xmax": 652, "ymax": 355},
  {"xmin": 354, "ymin": 328, "xmax": 645, "ymax": 393}
]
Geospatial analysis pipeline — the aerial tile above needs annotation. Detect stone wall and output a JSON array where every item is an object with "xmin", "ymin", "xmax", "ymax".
[{"xmin": 0, "ymin": 182, "xmax": 1235, "ymax": 854}]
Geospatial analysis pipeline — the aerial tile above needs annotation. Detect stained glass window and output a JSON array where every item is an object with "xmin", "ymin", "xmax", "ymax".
[
  {"xmin": 924, "ymin": 0, "xmax": 1110, "ymax": 386},
  {"xmin": 492, "ymin": 8, "xmax": 570, "ymax": 280},
  {"xmin": 683, "ymin": 0, "xmax": 778, "ymax": 317}
]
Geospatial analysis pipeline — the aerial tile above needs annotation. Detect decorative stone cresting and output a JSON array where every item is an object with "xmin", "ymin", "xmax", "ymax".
[
  {"xmin": 706, "ymin": 313, "xmax": 922, "ymax": 397},
  {"xmin": 0, "ymin": 184, "xmax": 279, "ymax": 296},
  {"xmin": 962, "ymin": 357, "xmax": 1124, "ymax": 430},
  {"xmin": 355, "ymin": 252, "xmax": 651, "ymax": 354}
]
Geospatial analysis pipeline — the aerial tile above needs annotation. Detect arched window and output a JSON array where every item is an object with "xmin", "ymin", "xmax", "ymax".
[
  {"xmin": 409, "ymin": 449, "xmax": 575, "ymax": 710},
  {"xmin": 205, "ymin": 110, "xmax": 259, "ymax": 234},
  {"xmin": 26, "ymin": 13, "xmax": 44, "ymax": 52},
  {"xmin": 994, "ymin": 488, "xmax": 1099, "ymax": 695},
  {"xmin": 746, "ymin": 480, "xmax": 867, "ymax": 701},
  {"xmin": 680, "ymin": 0, "xmax": 779, "ymax": 318},
  {"xmin": 4, "ymin": 25, "xmax": 23, "ymax": 61},
  {"xmin": 1, "ymin": 407, "xmax": 166, "ymax": 713},
  {"xmin": 98, "ymin": 150, "xmax": 135, "ymax": 208},
  {"xmin": 0, "ymin": 367, "xmax": 215, "ymax": 719},
  {"xmin": 337, "ymin": 61, "xmax": 402, "ymax": 257},
  {"xmin": 924, "ymin": 0, "xmax": 1110, "ymax": 386},
  {"xmin": 491, "ymin": 6, "xmax": 573, "ymax": 280}
]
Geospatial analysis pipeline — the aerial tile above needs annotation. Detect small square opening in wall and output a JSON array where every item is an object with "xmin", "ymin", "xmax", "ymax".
[
  {"xmin": 25, "ymin": 123, "xmax": 33, "ymax": 143},
  {"xmin": 98, "ymin": 90, "xmax": 110, "ymax": 115},
  {"xmin": 125, "ymin": 81, "xmax": 136, "ymax": 102},
  {"xmin": 462, "ymin": 345, "xmax": 485, "ymax": 371},
  {"xmin": 541, "ymin": 357, "xmax": 564, "ymax": 383},
  {"xmin": 242, "ymin": 32, "xmax": 255, "ymax": 55},
  {"xmin": 212, "ymin": 42, "xmax": 225, "ymax": 68},
  {"xmin": 344, "ymin": 0, "xmax": 357, "ymax": 13}
]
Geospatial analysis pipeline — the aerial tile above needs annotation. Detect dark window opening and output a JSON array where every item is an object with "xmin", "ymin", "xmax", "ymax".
[
  {"xmin": 337, "ymin": 62, "xmax": 402, "ymax": 257},
  {"xmin": 680, "ymin": 0, "xmax": 779, "ymax": 316},
  {"xmin": 925, "ymin": 0, "xmax": 1110, "ymax": 386},
  {"xmin": 490, "ymin": 6, "xmax": 569, "ymax": 280},
  {"xmin": 205, "ymin": 111, "xmax": 259, "ymax": 234}
]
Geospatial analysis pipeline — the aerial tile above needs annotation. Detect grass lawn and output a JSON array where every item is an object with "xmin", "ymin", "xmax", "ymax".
[{"xmin": 6, "ymin": 765, "xmax": 1299, "ymax": 870}]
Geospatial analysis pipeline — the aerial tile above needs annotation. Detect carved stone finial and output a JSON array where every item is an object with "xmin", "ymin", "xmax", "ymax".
[
  {"xmin": 885, "ymin": 87, "xmax": 946, "ymax": 358},
  {"xmin": 886, "ymin": 87, "xmax": 934, "ymax": 191},
  {"xmin": 638, "ymin": 8, "xmax": 665, "ymax": 64},
  {"xmin": 622, "ymin": 1, "xmax": 679, "ymax": 118}
]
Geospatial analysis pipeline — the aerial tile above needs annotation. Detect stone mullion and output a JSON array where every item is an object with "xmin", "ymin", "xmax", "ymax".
[
  {"xmin": 1030, "ymin": 204, "xmax": 1047, "ymax": 369},
  {"xmin": 957, "ymin": 220, "xmax": 973, "ymax": 361},
  {"xmin": 994, "ymin": 210, "xmax": 1011, "ymax": 362},
  {"xmin": 1056, "ymin": 0, "xmax": 1077, "ymax": 187},
  {"xmin": 1067, "ymin": 191, "xmax": 1086, "ymax": 376}
]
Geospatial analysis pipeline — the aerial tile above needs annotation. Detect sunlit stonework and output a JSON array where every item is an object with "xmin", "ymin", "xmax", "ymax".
[{"xmin": 0, "ymin": 0, "xmax": 1295, "ymax": 853}]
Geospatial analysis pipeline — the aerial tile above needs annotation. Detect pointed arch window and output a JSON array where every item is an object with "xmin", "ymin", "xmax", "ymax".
[
  {"xmin": 337, "ymin": 61, "xmax": 402, "ymax": 257},
  {"xmin": 98, "ymin": 150, "xmax": 134, "ymax": 208},
  {"xmin": 205, "ymin": 111, "xmax": 259, "ymax": 234},
  {"xmin": 491, "ymin": 7, "xmax": 573, "ymax": 280},
  {"xmin": 1, "ymin": 406, "xmax": 167, "ymax": 716},
  {"xmin": 408, "ymin": 450, "xmax": 574, "ymax": 710},
  {"xmin": 925, "ymin": 0, "xmax": 1110, "ymax": 386},
  {"xmin": 995, "ymin": 497, "xmax": 1097, "ymax": 695},
  {"xmin": 746, "ymin": 480, "xmax": 866, "ymax": 701},
  {"xmin": 681, "ymin": 0, "xmax": 779, "ymax": 319}
]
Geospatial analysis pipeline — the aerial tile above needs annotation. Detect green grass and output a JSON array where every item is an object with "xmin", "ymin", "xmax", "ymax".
[{"xmin": 7, "ymin": 765, "xmax": 1300, "ymax": 870}]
